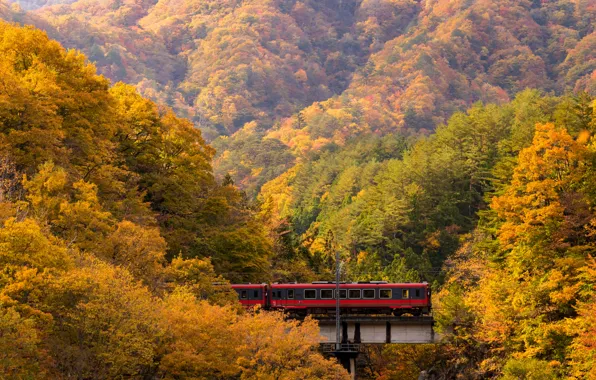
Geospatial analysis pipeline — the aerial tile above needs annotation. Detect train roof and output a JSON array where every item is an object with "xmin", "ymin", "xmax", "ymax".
[
  {"xmin": 230, "ymin": 284, "xmax": 267, "ymax": 288},
  {"xmin": 269, "ymin": 282, "xmax": 428, "ymax": 288},
  {"xmin": 228, "ymin": 282, "xmax": 429, "ymax": 288}
]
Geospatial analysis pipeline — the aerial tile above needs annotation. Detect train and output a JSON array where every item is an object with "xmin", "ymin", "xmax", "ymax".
[{"xmin": 231, "ymin": 281, "xmax": 431, "ymax": 316}]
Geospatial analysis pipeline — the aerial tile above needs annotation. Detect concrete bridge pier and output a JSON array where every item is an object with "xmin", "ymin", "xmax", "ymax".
[{"xmin": 321, "ymin": 343, "xmax": 360, "ymax": 379}]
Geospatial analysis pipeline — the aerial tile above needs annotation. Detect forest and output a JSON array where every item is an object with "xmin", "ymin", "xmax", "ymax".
[
  {"xmin": 0, "ymin": 22, "xmax": 348, "ymax": 378},
  {"xmin": 0, "ymin": 0, "xmax": 595, "ymax": 378},
  {"xmin": 2, "ymin": 0, "xmax": 593, "ymax": 192}
]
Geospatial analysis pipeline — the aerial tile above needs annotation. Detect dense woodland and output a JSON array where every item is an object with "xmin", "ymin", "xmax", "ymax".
[
  {"xmin": 0, "ymin": 22, "xmax": 349, "ymax": 378},
  {"xmin": 2, "ymin": 0, "xmax": 594, "ymax": 192},
  {"xmin": 0, "ymin": 0, "xmax": 595, "ymax": 378}
]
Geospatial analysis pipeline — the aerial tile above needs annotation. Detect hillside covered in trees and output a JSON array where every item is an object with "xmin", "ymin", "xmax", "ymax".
[
  {"xmin": 1, "ymin": 0, "xmax": 594, "ymax": 194},
  {"xmin": 0, "ymin": 22, "xmax": 349, "ymax": 379},
  {"xmin": 1, "ymin": 0, "xmax": 596, "ymax": 378},
  {"xmin": 273, "ymin": 91, "xmax": 596, "ymax": 379}
]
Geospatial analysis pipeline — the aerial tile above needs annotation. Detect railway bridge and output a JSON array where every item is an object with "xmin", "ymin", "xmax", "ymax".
[
  {"xmin": 316, "ymin": 315, "xmax": 438, "ymax": 344},
  {"xmin": 310, "ymin": 315, "xmax": 441, "ymax": 379}
]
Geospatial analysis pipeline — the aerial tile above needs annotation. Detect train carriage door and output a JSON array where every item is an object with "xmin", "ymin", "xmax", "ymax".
[
  {"xmin": 265, "ymin": 286, "xmax": 270, "ymax": 308},
  {"xmin": 287, "ymin": 288, "xmax": 295, "ymax": 307},
  {"xmin": 279, "ymin": 289, "xmax": 286, "ymax": 307},
  {"xmin": 294, "ymin": 288, "xmax": 304, "ymax": 307},
  {"xmin": 270, "ymin": 288, "xmax": 278, "ymax": 307},
  {"xmin": 427, "ymin": 286, "xmax": 432, "ymax": 309}
]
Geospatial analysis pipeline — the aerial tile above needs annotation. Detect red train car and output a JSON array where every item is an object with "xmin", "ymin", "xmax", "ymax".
[
  {"xmin": 231, "ymin": 282, "xmax": 431, "ymax": 316},
  {"xmin": 269, "ymin": 282, "xmax": 430, "ymax": 316},
  {"xmin": 231, "ymin": 284, "xmax": 267, "ymax": 308}
]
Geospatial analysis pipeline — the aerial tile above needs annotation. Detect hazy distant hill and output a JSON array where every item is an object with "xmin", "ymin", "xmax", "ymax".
[
  {"xmin": 2, "ymin": 0, "xmax": 593, "ymax": 193},
  {"xmin": 6, "ymin": 0, "xmax": 75, "ymax": 11},
  {"xmin": 6, "ymin": 0, "xmax": 389, "ymax": 139},
  {"xmin": 4, "ymin": 1, "xmax": 593, "ymax": 138},
  {"xmin": 269, "ymin": 0, "xmax": 596, "ymax": 153}
]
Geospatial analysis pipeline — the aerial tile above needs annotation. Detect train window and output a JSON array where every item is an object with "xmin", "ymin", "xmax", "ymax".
[
  {"xmin": 415, "ymin": 289, "xmax": 421, "ymax": 298},
  {"xmin": 335, "ymin": 289, "xmax": 347, "ymax": 299},
  {"xmin": 253, "ymin": 290, "xmax": 259, "ymax": 298},
  {"xmin": 380, "ymin": 289, "xmax": 392, "ymax": 299},
  {"xmin": 321, "ymin": 289, "xmax": 333, "ymax": 299},
  {"xmin": 288, "ymin": 290, "xmax": 294, "ymax": 299},
  {"xmin": 241, "ymin": 290, "xmax": 248, "ymax": 299},
  {"xmin": 402, "ymin": 289, "xmax": 409, "ymax": 299},
  {"xmin": 348, "ymin": 289, "xmax": 361, "ymax": 299},
  {"xmin": 363, "ymin": 289, "xmax": 375, "ymax": 299},
  {"xmin": 304, "ymin": 290, "xmax": 316, "ymax": 299}
]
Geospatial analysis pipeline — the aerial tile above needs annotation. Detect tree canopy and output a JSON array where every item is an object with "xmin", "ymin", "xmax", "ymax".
[{"xmin": 0, "ymin": 21, "xmax": 348, "ymax": 379}]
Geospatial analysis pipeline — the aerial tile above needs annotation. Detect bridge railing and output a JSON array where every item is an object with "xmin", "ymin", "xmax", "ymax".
[{"xmin": 320, "ymin": 343, "xmax": 361, "ymax": 353}]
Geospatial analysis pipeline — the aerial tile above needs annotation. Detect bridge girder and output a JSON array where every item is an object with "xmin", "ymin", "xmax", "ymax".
[{"xmin": 313, "ymin": 316, "xmax": 439, "ymax": 344}]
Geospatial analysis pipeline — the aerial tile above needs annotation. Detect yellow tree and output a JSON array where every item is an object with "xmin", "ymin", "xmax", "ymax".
[
  {"xmin": 568, "ymin": 297, "xmax": 596, "ymax": 379},
  {"xmin": 0, "ymin": 21, "xmax": 115, "ymax": 174},
  {"xmin": 0, "ymin": 217, "xmax": 72, "ymax": 272},
  {"xmin": 437, "ymin": 122, "xmax": 596, "ymax": 378},
  {"xmin": 567, "ymin": 256, "xmax": 596, "ymax": 379},
  {"xmin": 39, "ymin": 257, "xmax": 164, "ymax": 378},
  {"xmin": 0, "ymin": 216, "xmax": 72, "ymax": 378},
  {"xmin": 165, "ymin": 256, "xmax": 238, "ymax": 306},
  {"xmin": 158, "ymin": 288, "xmax": 240, "ymax": 379},
  {"xmin": 235, "ymin": 312, "xmax": 350, "ymax": 380},
  {"xmin": 0, "ymin": 306, "xmax": 52, "ymax": 378},
  {"xmin": 468, "ymin": 123, "xmax": 595, "ymax": 366},
  {"xmin": 159, "ymin": 293, "xmax": 349, "ymax": 380},
  {"xmin": 492, "ymin": 123, "xmax": 589, "ymax": 254},
  {"xmin": 99, "ymin": 220, "xmax": 167, "ymax": 291},
  {"xmin": 23, "ymin": 162, "xmax": 114, "ymax": 253}
]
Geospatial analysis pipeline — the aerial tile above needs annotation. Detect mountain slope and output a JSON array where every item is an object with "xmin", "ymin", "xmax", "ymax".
[
  {"xmin": 9, "ymin": 0, "xmax": 416, "ymax": 139},
  {"xmin": 3, "ymin": 0, "xmax": 594, "ymax": 145},
  {"xmin": 270, "ymin": 0, "xmax": 596, "ymax": 153},
  {"xmin": 4, "ymin": 0, "xmax": 593, "ymax": 198},
  {"xmin": 2, "ymin": 0, "xmax": 594, "ymax": 232}
]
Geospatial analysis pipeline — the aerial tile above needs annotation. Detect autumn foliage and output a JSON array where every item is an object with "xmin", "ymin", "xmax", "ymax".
[
  {"xmin": 3, "ymin": 0, "xmax": 593, "ymax": 194},
  {"xmin": 0, "ymin": 22, "xmax": 347, "ymax": 379},
  {"xmin": 436, "ymin": 104, "xmax": 596, "ymax": 377},
  {"xmin": 0, "ymin": 0, "xmax": 595, "ymax": 377}
]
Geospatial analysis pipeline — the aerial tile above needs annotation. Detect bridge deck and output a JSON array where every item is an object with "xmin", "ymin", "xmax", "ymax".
[
  {"xmin": 311, "ymin": 315, "xmax": 439, "ymax": 344},
  {"xmin": 313, "ymin": 315, "xmax": 434, "ymax": 324}
]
